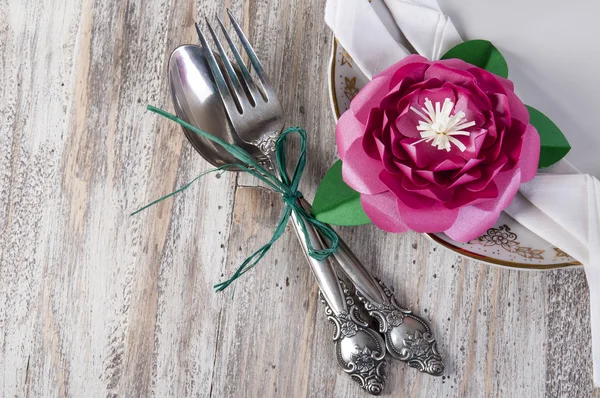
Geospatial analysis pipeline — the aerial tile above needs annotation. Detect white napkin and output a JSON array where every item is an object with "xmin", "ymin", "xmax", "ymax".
[
  {"xmin": 325, "ymin": 0, "xmax": 600, "ymax": 386},
  {"xmin": 325, "ymin": 0, "xmax": 462, "ymax": 79},
  {"xmin": 505, "ymin": 161, "xmax": 600, "ymax": 386}
]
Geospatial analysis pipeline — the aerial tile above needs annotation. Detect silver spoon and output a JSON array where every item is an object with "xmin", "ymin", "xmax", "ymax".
[{"xmin": 168, "ymin": 44, "xmax": 386, "ymax": 395}]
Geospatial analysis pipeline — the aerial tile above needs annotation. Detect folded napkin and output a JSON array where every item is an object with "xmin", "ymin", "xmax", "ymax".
[
  {"xmin": 325, "ymin": 0, "xmax": 600, "ymax": 386},
  {"xmin": 325, "ymin": 0, "xmax": 462, "ymax": 78},
  {"xmin": 505, "ymin": 161, "xmax": 600, "ymax": 386}
]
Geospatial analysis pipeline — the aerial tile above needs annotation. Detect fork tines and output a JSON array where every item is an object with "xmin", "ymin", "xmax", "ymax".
[{"xmin": 195, "ymin": 10, "xmax": 270, "ymax": 115}]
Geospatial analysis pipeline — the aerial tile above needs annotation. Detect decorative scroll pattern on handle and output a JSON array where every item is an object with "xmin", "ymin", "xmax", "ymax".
[
  {"xmin": 253, "ymin": 132, "xmax": 280, "ymax": 171},
  {"xmin": 320, "ymin": 281, "xmax": 386, "ymax": 396},
  {"xmin": 355, "ymin": 278, "xmax": 444, "ymax": 376},
  {"xmin": 253, "ymin": 132, "xmax": 279, "ymax": 156},
  {"xmin": 400, "ymin": 329, "xmax": 444, "ymax": 376},
  {"xmin": 355, "ymin": 280, "xmax": 411, "ymax": 331}
]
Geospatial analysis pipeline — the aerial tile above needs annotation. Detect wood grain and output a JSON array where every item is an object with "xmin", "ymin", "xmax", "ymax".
[{"xmin": 0, "ymin": 0, "xmax": 598, "ymax": 397}]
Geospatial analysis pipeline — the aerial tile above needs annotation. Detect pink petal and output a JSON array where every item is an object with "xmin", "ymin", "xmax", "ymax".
[
  {"xmin": 452, "ymin": 157, "xmax": 484, "ymax": 175},
  {"xmin": 487, "ymin": 93, "xmax": 511, "ymax": 128},
  {"xmin": 492, "ymin": 169, "xmax": 522, "ymax": 209},
  {"xmin": 466, "ymin": 67, "xmax": 507, "ymax": 96},
  {"xmin": 362, "ymin": 108, "xmax": 384, "ymax": 159},
  {"xmin": 496, "ymin": 75, "xmax": 515, "ymax": 92},
  {"xmin": 381, "ymin": 146, "xmax": 401, "ymax": 174},
  {"xmin": 443, "ymin": 204, "xmax": 501, "ymax": 242},
  {"xmin": 361, "ymin": 192, "xmax": 409, "ymax": 233},
  {"xmin": 460, "ymin": 128, "xmax": 488, "ymax": 160},
  {"xmin": 437, "ymin": 58, "xmax": 475, "ymax": 72},
  {"xmin": 505, "ymin": 90, "xmax": 529, "ymax": 125},
  {"xmin": 380, "ymin": 81, "xmax": 415, "ymax": 110},
  {"xmin": 396, "ymin": 199, "xmax": 459, "ymax": 232},
  {"xmin": 389, "ymin": 61, "xmax": 430, "ymax": 87},
  {"xmin": 418, "ymin": 86, "xmax": 456, "ymax": 108},
  {"xmin": 495, "ymin": 76, "xmax": 529, "ymax": 125},
  {"xmin": 447, "ymin": 181, "xmax": 499, "ymax": 209},
  {"xmin": 402, "ymin": 137, "xmax": 468, "ymax": 172},
  {"xmin": 395, "ymin": 109, "xmax": 424, "ymax": 141},
  {"xmin": 448, "ymin": 170, "xmax": 481, "ymax": 188},
  {"xmin": 517, "ymin": 124, "xmax": 541, "ymax": 182},
  {"xmin": 342, "ymin": 139, "xmax": 388, "ymax": 194},
  {"xmin": 336, "ymin": 109, "xmax": 365, "ymax": 159},
  {"xmin": 453, "ymin": 85, "xmax": 488, "ymax": 125},
  {"xmin": 434, "ymin": 159, "xmax": 462, "ymax": 171},
  {"xmin": 414, "ymin": 169, "xmax": 438, "ymax": 184},
  {"xmin": 464, "ymin": 155, "xmax": 508, "ymax": 192},
  {"xmin": 424, "ymin": 63, "xmax": 475, "ymax": 86},
  {"xmin": 483, "ymin": 122, "xmax": 505, "ymax": 161},
  {"xmin": 390, "ymin": 123, "xmax": 411, "ymax": 160},
  {"xmin": 392, "ymin": 160, "xmax": 413, "ymax": 178},
  {"xmin": 377, "ymin": 55, "xmax": 430, "ymax": 78},
  {"xmin": 408, "ymin": 172, "xmax": 431, "ymax": 187},
  {"xmin": 444, "ymin": 170, "xmax": 521, "ymax": 241},
  {"xmin": 401, "ymin": 140, "xmax": 432, "ymax": 169},
  {"xmin": 379, "ymin": 170, "xmax": 436, "ymax": 209},
  {"xmin": 402, "ymin": 178, "xmax": 455, "ymax": 203},
  {"xmin": 350, "ymin": 75, "xmax": 393, "ymax": 123},
  {"xmin": 456, "ymin": 81, "xmax": 492, "ymax": 110},
  {"xmin": 499, "ymin": 119, "xmax": 527, "ymax": 169}
]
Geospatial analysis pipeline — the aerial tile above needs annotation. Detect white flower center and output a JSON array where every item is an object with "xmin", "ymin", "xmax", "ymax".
[{"xmin": 409, "ymin": 97, "xmax": 475, "ymax": 152}]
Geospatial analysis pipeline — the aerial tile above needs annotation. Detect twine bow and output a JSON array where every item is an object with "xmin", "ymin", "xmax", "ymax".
[{"xmin": 132, "ymin": 105, "xmax": 339, "ymax": 291}]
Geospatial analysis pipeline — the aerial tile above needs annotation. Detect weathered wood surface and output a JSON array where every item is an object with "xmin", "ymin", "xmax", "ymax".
[{"xmin": 0, "ymin": 0, "xmax": 598, "ymax": 397}]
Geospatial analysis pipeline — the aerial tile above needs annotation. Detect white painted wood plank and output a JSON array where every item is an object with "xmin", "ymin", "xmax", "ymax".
[{"xmin": 0, "ymin": 0, "xmax": 598, "ymax": 397}]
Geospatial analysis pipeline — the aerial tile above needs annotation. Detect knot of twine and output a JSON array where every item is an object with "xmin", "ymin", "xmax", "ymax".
[{"xmin": 133, "ymin": 105, "xmax": 339, "ymax": 292}]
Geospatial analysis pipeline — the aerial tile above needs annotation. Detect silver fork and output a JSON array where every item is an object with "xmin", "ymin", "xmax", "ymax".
[
  {"xmin": 196, "ymin": 10, "xmax": 444, "ymax": 385},
  {"xmin": 196, "ymin": 14, "xmax": 387, "ymax": 395}
]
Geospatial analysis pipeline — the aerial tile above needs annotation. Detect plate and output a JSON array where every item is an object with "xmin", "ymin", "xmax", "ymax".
[{"xmin": 328, "ymin": 39, "xmax": 581, "ymax": 270}]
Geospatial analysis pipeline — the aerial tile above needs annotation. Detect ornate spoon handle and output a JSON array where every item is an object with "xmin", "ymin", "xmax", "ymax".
[
  {"xmin": 289, "ymin": 206, "xmax": 387, "ymax": 395},
  {"xmin": 262, "ymin": 152, "xmax": 388, "ymax": 393},
  {"xmin": 298, "ymin": 199, "xmax": 445, "ymax": 376}
]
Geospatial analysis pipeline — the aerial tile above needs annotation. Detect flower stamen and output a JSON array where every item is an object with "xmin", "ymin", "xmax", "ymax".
[{"xmin": 409, "ymin": 97, "xmax": 475, "ymax": 152}]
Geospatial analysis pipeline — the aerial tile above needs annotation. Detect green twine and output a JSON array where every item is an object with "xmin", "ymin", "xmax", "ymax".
[{"xmin": 132, "ymin": 105, "xmax": 339, "ymax": 292}]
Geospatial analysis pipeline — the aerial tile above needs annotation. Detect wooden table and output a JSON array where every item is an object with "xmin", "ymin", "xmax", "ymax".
[{"xmin": 1, "ymin": 1, "xmax": 598, "ymax": 396}]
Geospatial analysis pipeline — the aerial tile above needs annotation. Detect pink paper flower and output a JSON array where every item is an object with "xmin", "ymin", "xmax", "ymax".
[{"xmin": 336, "ymin": 55, "xmax": 540, "ymax": 241}]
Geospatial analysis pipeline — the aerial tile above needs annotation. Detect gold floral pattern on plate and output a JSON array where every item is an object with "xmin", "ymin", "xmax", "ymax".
[
  {"xmin": 341, "ymin": 49, "xmax": 353, "ymax": 67},
  {"xmin": 553, "ymin": 247, "xmax": 570, "ymax": 259},
  {"xmin": 344, "ymin": 77, "xmax": 359, "ymax": 100},
  {"xmin": 470, "ymin": 225, "xmax": 545, "ymax": 260}
]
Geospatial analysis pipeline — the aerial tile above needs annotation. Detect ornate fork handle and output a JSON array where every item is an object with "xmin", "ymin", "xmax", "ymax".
[
  {"xmin": 253, "ymin": 132, "xmax": 278, "ymax": 156},
  {"xmin": 355, "ymin": 278, "xmax": 444, "ymax": 376},
  {"xmin": 288, "ymin": 199, "xmax": 387, "ymax": 395}
]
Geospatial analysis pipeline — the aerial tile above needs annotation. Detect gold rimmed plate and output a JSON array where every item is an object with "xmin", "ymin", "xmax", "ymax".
[{"xmin": 328, "ymin": 38, "xmax": 580, "ymax": 270}]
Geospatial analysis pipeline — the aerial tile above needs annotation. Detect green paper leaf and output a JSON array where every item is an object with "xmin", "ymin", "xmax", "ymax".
[
  {"xmin": 526, "ymin": 105, "xmax": 571, "ymax": 168},
  {"xmin": 311, "ymin": 160, "xmax": 371, "ymax": 226},
  {"xmin": 441, "ymin": 40, "xmax": 509, "ymax": 78}
]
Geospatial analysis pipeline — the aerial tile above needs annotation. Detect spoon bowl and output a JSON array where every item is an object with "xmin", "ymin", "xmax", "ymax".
[{"xmin": 168, "ymin": 45, "xmax": 261, "ymax": 169}]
